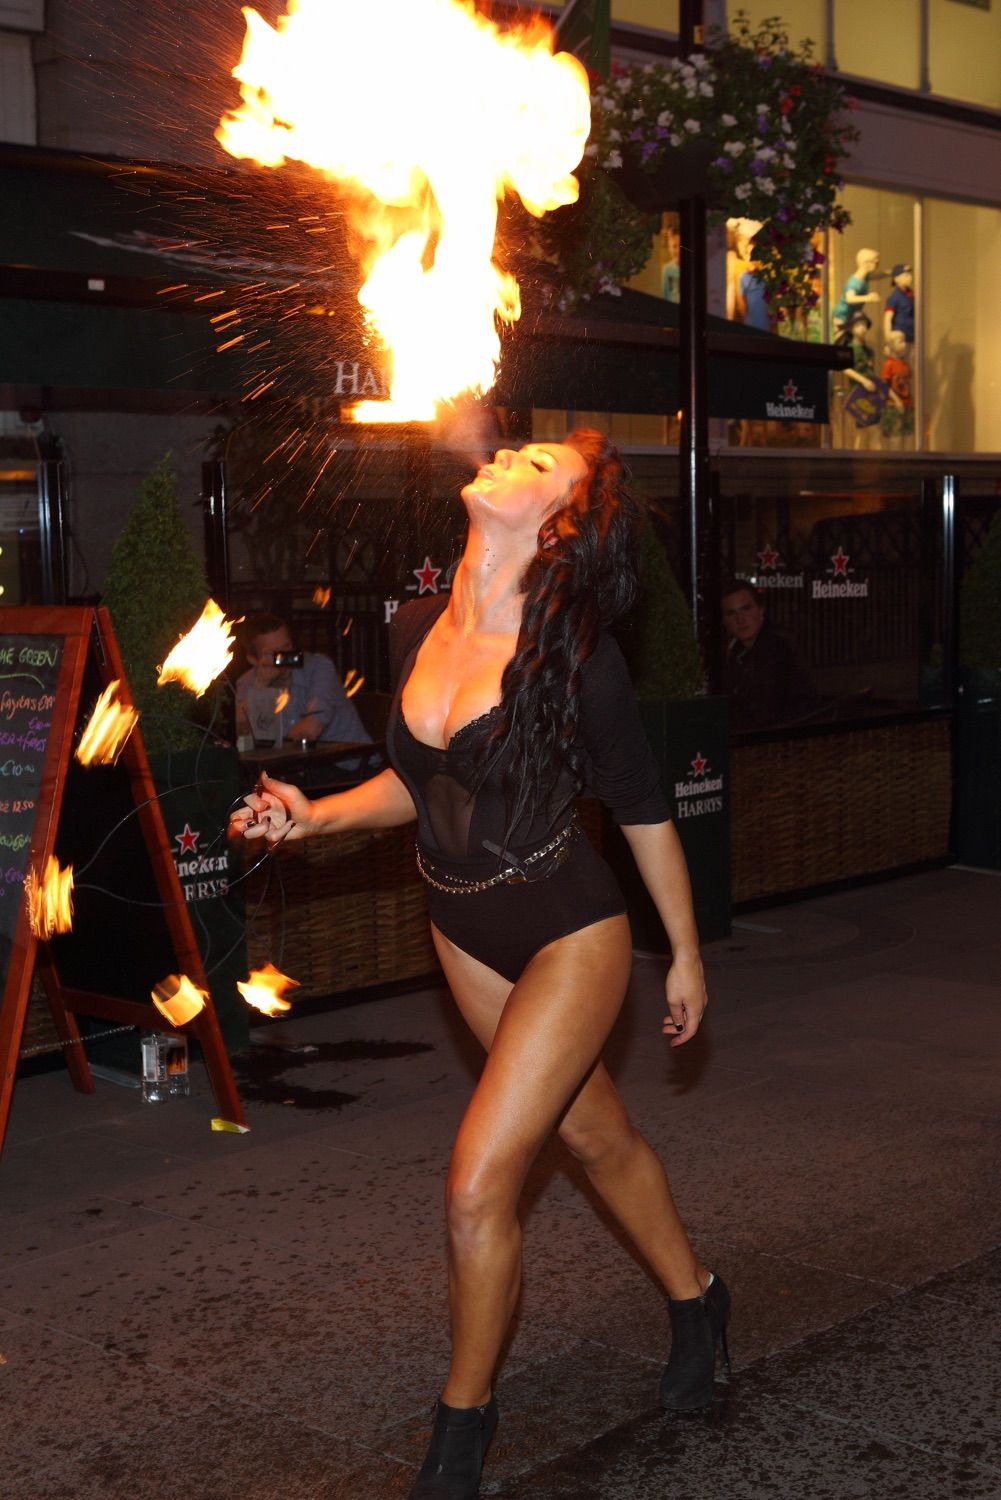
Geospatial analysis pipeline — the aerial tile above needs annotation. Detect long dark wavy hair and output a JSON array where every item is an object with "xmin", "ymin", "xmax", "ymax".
[{"xmin": 473, "ymin": 428, "xmax": 640, "ymax": 839}]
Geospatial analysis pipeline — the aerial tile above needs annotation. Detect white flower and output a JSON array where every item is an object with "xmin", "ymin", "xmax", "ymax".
[
  {"xmin": 607, "ymin": 127, "xmax": 622, "ymax": 142},
  {"xmin": 734, "ymin": 183, "xmax": 751, "ymax": 200},
  {"xmin": 755, "ymin": 145, "xmax": 776, "ymax": 161},
  {"xmin": 691, "ymin": 53, "xmax": 708, "ymax": 70},
  {"xmin": 808, "ymin": 201, "xmax": 824, "ymax": 213},
  {"xmin": 684, "ymin": 118, "xmax": 701, "ymax": 133},
  {"xmin": 598, "ymin": 276, "xmax": 622, "ymax": 296},
  {"xmin": 617, "ymin": 77, "xmax": 632, "ymax": 92},
  {"xmin": 670, "ymin": 133, "xmax": 682, "ymax": 147},
  {"xmin": 584, "ymin": 142, "xmax": 599, "ymax": 157},
  {"xmin": 631, "ymin": 107, "xmax": 646, "ymax": 120},
  {"xmin": 604, "ymin": 148, "xmax": 623, "ymax": 169},
  {"xmin": 723, "ymin": 140, "xmax": 746, "ymax": 156},
  {"xmin": 657, "ymin": 110, "xmax": 672, "ymax": 127},
  {"xmin": 721, "ymin": 112, "xmax": 737, "ymax": 127},
  {"xmin": 755, "ymin": 103, "xmax": 769, "ymax": 113},
  {"xmin": 759, "ymin": 176, "xmax": 775, "ymax": 193},
  {"xmin": 699, "ymin": 81, "xmax": 714, "ymax": 97}
]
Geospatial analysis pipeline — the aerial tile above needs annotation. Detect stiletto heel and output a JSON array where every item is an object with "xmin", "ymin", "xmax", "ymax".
[
  {"xmin": 659, "ymin": 1272, "xmax": 731, "ymax": 1413},
  {"xmin": 408, "ymin": 1395, "xmax": 498, "ymax": 1499}
]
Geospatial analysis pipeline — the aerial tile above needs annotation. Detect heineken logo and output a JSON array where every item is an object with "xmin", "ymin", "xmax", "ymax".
[
  {"xmin": 675, "ymin": 752, "xmax": 724, "ymax": 819},
  {"xmin": 765, "ymin": 379, "xmax": 816, "ymax": 421},
  {"xmin": 812, "ymin": 546, "xmax": 870, "ymax": 599},
  {"xmin": 754, "ymin": 541, "xmax": 804, "ymax": 590},
  {"xmin": 172, "ymin": 821, "xmax": 229, "ymax": 901}
]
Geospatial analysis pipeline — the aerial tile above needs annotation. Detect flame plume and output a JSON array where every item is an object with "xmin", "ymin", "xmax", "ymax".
[
  {"xmin": 75, "ymin": 680, "xmax": 139, "ymax": 766},
  {"xmin": 217, "ymin": 0, "xmax": 590, "ymax": 421},
  {"xmin": 237, "ymin": 963, "xmax": 299, "ymax": 1016},
  {"xmin": 158, "ymin": 599, "xmax": 240, "ymax": 698},
  {"xmin": 152, "ymin": 974, "xmax": 208, "ymax": 1026},
  {"xmin": 25, "ymin": 858, "xmax": 74, "ymax": 939}
]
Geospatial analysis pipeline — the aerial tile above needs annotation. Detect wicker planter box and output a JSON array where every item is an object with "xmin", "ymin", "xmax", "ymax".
[{"xmin": 730, "ymin": 716, "xmax": 952, "ymax": 903}]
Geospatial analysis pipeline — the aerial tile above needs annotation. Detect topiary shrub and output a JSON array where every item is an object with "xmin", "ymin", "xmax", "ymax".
[
  {"xmin": 628, "ymin": 515, "xmax": 704, "ymax": 701},
  {"xmin": 961, "ymin": 509, "xmax": 1001, "ymax": 670},
  {"xmin": 102, "ymin": 454, "xmax": 215, "ymax": 751}
]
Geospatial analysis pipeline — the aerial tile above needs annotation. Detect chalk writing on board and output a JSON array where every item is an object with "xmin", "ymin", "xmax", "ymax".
[{"xmin": 0, "ymin": 637, "xmax": 64, "ymax": 959}]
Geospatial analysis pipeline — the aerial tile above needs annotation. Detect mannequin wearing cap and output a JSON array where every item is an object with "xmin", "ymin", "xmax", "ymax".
[
  {"xmin": 833, "ymin": 247, "xmax": 881, "ymax": 332},
  {"xmin": 884, "ymin": 264, "xmax": 915, "ymax": 348},
  {"xmin": 880, "ymin": 329, "xmax": 914, "ymax": 447}
]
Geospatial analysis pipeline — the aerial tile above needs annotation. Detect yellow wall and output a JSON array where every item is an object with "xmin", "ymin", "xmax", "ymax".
[
  {"xmin": 929, "ymin": 0, "xmax": 1001, "ymax": 109},
  {"xmin": 925, "ymin": 199, "xmax": 1001, "ymax": 453},
  {"xmin": 835, "ymin": 0, "xmax": 922, "ymax": 89},
  {"xmin": 612, "ymin": 0, "xmax": 679, "ymax": 32}
]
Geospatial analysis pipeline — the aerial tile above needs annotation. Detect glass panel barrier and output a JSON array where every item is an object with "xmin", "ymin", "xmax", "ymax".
[{"xmin": 717, "ymin": 457, "xmax": 943, "ymax": 728}]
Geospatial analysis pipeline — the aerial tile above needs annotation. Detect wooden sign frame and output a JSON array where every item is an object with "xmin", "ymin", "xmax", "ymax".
[{"xmin": 0, "ymin": 606, "xmax": 246, "ymax": 1157}]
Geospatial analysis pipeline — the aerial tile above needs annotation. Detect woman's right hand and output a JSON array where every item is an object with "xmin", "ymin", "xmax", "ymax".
[{"xmin": 228, "ymin": 772, "xmax": 315, "ymax": 848}]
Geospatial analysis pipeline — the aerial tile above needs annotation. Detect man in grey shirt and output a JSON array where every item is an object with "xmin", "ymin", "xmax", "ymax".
[{"xmin": 235, "ymin": 612, "xmax": 370, "ymax": 745}]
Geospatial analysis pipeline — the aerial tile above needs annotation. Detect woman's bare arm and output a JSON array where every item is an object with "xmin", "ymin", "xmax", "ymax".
[
  {"xmin": 230, "ymin": 767, "xmax": 416, "ymax": 846},
  {"xmin": 620, "ymin": 820, "xmax": 708, "ymax": 1047}
]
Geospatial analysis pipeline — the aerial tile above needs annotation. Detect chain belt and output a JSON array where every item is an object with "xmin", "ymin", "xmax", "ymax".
[{"xmin": 416, "ymin": 817, "xmax": 581, "ymax": 894}]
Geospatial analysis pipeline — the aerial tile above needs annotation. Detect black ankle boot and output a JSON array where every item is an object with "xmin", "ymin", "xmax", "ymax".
[
  {"xmin": 659, "ymin": 1272, "xmax": 731, "ymax": 1413},
  {"xmin": 407, "ymin": 1395, "xmax": 498, "ymax": 1499}
]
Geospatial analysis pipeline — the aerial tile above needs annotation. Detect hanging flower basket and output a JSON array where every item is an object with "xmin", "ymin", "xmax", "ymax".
[
  {"xmin": 604, "ymin": 135, "xmax": 718, "ymax": 212},
  {"xmin": 549, "ymin": 11, "xmax": 858, "ymax": 316}
]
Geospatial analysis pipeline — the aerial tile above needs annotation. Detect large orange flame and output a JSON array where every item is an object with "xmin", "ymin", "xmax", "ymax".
[
  {"xmin": 158, "ymin": 599, "xmax": 239, "ymax": 698},
  {"xmin": 217, "ymin": 0, "xmax": 590, "ymax": 421},
  {"xmin": 75, "ymin": 680, "xmax": 139, "ymax": 766},
  {"xmin": 152, "ymin": 973, "xmax": 208, "ymax": 1026},
  {"xmin": 25, "ymin": 857, "xmax": 74, "ymax": 939},
  {"xmin": 237, "ymin": 962, "xmax": 300, "ymax": 1016}
]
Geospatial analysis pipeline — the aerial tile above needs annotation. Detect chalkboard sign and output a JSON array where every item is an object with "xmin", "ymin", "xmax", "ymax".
[
  {"xmin": 0, "ymin": 607, "xmax": 245, "ymax": 1157},
  {"xmin": 0, "ymin": 634, "xmax": 63, "ymax": 981}
]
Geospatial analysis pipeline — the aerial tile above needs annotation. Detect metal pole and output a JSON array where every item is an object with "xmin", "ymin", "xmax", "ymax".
[
  {"xmin": 201, "ymin": 459, "xmax": 231, "ymax": 608},
  {"xmin": 941, "ymin": 473, "xmax": 959, "ymax": 710},
  {"xmin": 37, "ymin": 459, "xmax": 68, "ymax": 606},
  {"xmin": 678, "ymin": 0, "xmax": 716, "ymax": 681}
]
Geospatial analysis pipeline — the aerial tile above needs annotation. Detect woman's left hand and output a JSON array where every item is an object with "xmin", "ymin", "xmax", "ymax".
[{"xmin": 662, "ymin": 949, "xmax": 708, "ymax": 1047}]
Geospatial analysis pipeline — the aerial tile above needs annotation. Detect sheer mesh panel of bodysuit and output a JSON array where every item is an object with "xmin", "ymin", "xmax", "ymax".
[{"xmin": 423, "ymin": 768, "xmax": 477, "ymax": 859}]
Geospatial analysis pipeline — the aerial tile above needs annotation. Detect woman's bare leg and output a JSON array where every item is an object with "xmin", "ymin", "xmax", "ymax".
[
  {"xmin": 431, "ymin": 918, "xmax": 707, "ymax": 1409},
  {"xmin": 432, "ymin": 915, "xmax": 632, "ymax": 1407}
]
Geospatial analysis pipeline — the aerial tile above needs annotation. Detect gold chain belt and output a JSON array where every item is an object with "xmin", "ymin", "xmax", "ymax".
[{"xmin": 416, "ymin": 818, "xmax": 580, "ymax": 895}]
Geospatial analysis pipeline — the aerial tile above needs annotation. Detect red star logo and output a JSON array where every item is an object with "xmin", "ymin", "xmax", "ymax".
[
  {"xmin": 691, "ymin": 752, "xmax": 708, "ymax": 776},
  {"xmin": 412, "ymin": 556, "xmax": 442, "ymax": 595},
  {"xmin": 757, "ymin": 543, "xmax": 781, "ymax": 571},
  {"xmin": 782, "ymin": 380, "xmax": 799, "ymax": 401},
  {"xmin": 830, "ymin": 547, "xmax": 851, "ymax": 577},
  {"xmin": 175, "ymin": 823, "xmax": 200, "ymax": 855}
]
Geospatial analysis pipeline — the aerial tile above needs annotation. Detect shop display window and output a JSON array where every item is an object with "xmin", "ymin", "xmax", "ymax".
[
  {"xmin": 925, "ymin": 199, "xmax": 1001, "ymax": 454},
  {"xmin": 828, "ymin": 184, "xmax": 917, "ymax": 454}
]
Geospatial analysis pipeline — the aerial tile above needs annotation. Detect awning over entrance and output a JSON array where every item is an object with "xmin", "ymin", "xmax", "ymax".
[
  {"xmin": 496, "ymin": 285, "xmax": 850, "ymax": 422},
  {"xmin": 2, "ymin": 147, "xmax": 849, "ymax": 420}
]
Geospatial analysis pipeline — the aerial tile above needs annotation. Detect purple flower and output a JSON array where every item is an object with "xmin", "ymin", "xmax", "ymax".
[
  {"xmin": 641, "ymin": 140, "xmax": 658, "ymax": 163},
  {"xmin": 750, "ymin": 159, "xmax": 766, "ymax": 176},
  {"xmin": 713, "ymin": 156, "xmax": 733, "ymax": 174}
]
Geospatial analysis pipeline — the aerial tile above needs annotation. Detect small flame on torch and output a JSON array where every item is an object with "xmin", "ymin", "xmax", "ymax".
[
  {"xmin": 25, "ymin": 858, "xmax": 74, "ymax": 939},
  {"xmin": 152, "ymin": 973, "xmax": 208, "ymax": 1026},
  {"xmin": 75, "ymin": 680, "xmax": 139, "ymax": 766},
  {"xmin": 312, "ymin": 586, "xmax": 331, "ymax": 608},
  {"xmin": 237, "ymin": 963, "xmax": 299, "ymax": 1016},
  {"xmin": 158, "ymin": 599, "xmax": 240, "ymax": 698},
  {"xmin": 217, "ymin": 0, "xmax": 590, "ymax": 422},
  {"xmin": 343, "ymin": 668, "xmax": 364, "ymax": 699}
]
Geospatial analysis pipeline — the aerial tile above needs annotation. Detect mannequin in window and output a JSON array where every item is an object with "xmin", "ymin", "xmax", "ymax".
[
  {"xmin": 835, "ymin": 311, "xmax": 883, "ymax": 450},
  {"xmin": 883, "ymin": 263, "xmax": 915, "ymax": 349},
  {"xmin": 879, "ymin": 329, "xmax": 913, "ymax": 447},
  {"xmin": 832, "ymin": 247, "xmax": 881, "ymax": 334}
]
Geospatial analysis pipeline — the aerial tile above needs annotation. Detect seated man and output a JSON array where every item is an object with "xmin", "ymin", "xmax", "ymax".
[
  {"xmin": 721, "ymin": 580, "xmax": 819, "ymax": 731},
  {"xmin": 235, "ymin": 612, "xmax": 370, "ymax": 746}
]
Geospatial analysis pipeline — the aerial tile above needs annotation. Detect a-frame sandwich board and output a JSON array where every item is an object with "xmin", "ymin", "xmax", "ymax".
[{"xmin": 0, "ymin": 605, "xmax": 246, "ymax": 1159}]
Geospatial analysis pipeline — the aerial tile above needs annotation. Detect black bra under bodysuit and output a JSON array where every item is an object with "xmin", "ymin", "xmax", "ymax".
[{"xmin": 386, "ymin": 595, "xmax": 670, "ymax": 981}]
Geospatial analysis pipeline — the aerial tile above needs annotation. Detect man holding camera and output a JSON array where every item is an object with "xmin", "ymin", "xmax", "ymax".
[{"xmin": 235, "ymin": 612, "xmax": 370, "ymax": 746}]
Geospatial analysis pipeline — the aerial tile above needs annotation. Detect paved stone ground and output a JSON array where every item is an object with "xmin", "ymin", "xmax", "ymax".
[{"xmin": 2, "ymin": 865, "xmax": 999, "ymax": 1499}]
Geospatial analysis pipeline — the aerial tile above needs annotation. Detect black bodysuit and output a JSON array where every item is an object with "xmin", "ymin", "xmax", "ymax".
[{"xmin": 387, "ymin": 596, "xmax": 670, "ymax": 982}]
